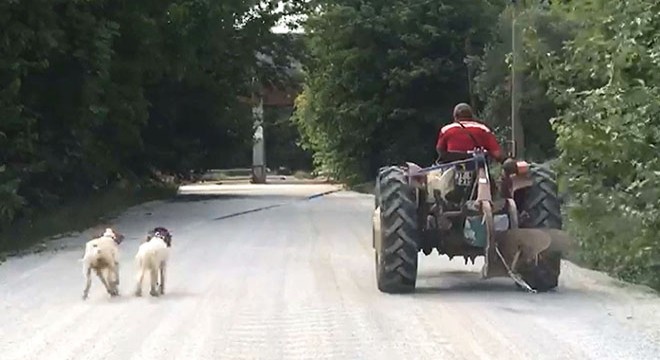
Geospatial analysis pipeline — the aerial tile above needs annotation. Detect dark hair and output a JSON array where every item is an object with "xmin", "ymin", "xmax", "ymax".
[{"xmin": 453, "ymin": 103, "xmax": 473, "ymax": 119}]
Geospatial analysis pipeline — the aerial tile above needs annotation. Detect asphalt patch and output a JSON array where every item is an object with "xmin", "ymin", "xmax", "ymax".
[{"xmin": 212, "ymin": 188, "xmax": 343, "ymax": 221}]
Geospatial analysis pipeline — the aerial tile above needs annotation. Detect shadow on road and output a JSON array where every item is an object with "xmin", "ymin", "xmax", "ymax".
[
  {"xmin": 410, "ymin": 275, "xmax": 599, "ymax": 304},
  {"xmin": 411, "ymin": 270, "xmax": 590, "ymax": 298},
  {"xmin": 167, "ymin": 194, "xmax": 249, "ymax": 203},
  {"xmin": 414, "ymin": 280, "xmax": 518, "ymax": 295}
]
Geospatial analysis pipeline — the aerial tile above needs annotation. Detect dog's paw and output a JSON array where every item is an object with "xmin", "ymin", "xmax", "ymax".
[{"xmin": 149, "ymin": 289, "xmax": 160, "ymax": 297}]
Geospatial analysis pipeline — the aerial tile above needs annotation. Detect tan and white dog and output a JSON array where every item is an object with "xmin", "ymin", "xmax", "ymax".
[{"xmin": 81, "ymin": 228, "xmax": 125, "ymax": 300}]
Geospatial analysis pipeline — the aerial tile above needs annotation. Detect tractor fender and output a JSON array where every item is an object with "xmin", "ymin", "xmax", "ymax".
[
  {"xmin": 510, "ymin": 174, "xmax": 535, "ymax": 195},
  {"xmin": 405, "ymin": 162, "xmax": 423, "ymax": 176},
  {"xmin": 508, "ymin": 160, "xmax": 536, "ymax": 196},
  {"xmin": 405, "ymin": 161, "xmax": 422, "ymax": 168},
  {"xmin": 405, "ymin": 162, "xmax": 427, "ymax": 188}
]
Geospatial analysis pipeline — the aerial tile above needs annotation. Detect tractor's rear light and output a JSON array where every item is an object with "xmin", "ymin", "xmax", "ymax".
[{"xmin": 516, "ymin": 161, "xmax": 529, "ymax": 175}]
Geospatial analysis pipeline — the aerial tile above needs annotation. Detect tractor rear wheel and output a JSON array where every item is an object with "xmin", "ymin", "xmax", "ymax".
[
  {"xmin": 373, "ymin": 166, "xmax": 420, "ymax": 293},
  {"xmin": 516, "ymin": 164, "xmax": 563, "ymax": 292}
]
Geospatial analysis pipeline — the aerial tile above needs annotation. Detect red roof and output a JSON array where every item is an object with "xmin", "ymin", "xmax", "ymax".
[
  {"xmin": 261, "ymin": 85, "xmax": 298, "ymax": 106},
  {"xmin": 238, "ymin": 86, "xmax": 300, "ymax": 107}
]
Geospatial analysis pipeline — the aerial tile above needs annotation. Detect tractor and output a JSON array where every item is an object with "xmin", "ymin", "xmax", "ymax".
[{"xmin": 371, "ymin": 147, "xmax": 569, "ymax": 293}]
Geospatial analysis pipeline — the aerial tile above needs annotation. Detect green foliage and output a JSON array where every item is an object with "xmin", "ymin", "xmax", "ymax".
[
  {"xmin": 0, "ymin": 1, "xmax": 305, "ymax": 233},
  {"xmin": 534, "ymin": 0, "xmax": 660, "ymax": 289},
  {"xmin": 473, "ymin": 5, "xmax": 575, "ymax": 161},
  {"xmin": 0, "ymin": 181, "xmax": 177, "ymax": 253},
  {"xmin": 293, "ymin": 0, "xmax": 503, "ymax": 184},
  {"xmin": 264, "ymin": 106, "xmax": 313, "ymax": 171}
]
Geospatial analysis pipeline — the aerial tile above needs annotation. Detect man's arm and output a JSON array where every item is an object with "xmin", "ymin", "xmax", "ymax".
[
  {"xmin": 483, "ymin": 132, "xmax": 505, "ymax": 163},
  {"xmin": 435, "ymin": 130, "xmax": 447, "ymax": 156}
]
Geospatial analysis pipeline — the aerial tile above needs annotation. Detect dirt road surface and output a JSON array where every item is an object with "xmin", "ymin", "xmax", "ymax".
[{"xmin": 0, "ymin": 184, "xmax": 659, "ymax": 359}]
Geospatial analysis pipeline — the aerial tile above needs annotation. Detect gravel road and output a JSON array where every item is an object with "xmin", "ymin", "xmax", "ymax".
[{"xmin": 0, "ymin": 184, "xmax": 659, "ymax": 360}]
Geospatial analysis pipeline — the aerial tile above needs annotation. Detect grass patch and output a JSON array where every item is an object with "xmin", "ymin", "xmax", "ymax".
[
  {"xmin": 199, "ymin": 168, "xmax": 254, "ymax": 182},
  {"xmin": 293, "ymin": 170, "xmax": 314, "ymax": 179},
  {"xmin": 0, "ymin": 181, "xmax": 177, "ymax": 258},
  {"xmin": 349, "ymin": 181, "xmax": 376, "ymax": 195}
]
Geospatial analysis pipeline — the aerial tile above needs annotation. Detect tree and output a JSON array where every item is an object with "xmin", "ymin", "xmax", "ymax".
[
  {"xmin": 0, "ymin": 0, "xmax": 307, "ymax": 232},
  {"xmin": 535, "ymin": 0, "xmax": 660, "ymax": 289},
  {"xmin": 472, "ymin": 3, "xmax": 575, "ymax": 161},
  {"xmin": 293, "ymin": 0, "xmax": 503, "ymax": 184}
]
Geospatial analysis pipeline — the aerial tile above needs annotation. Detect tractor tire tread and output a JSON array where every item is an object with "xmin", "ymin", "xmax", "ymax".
[
  {"xmin": 518, "ymin": 163, "xmax": 562, "ymax": 292},
  {"xmin": 375, "ymin": 166, "xmax": 420, "ymax": 293},
  {"xmin": 521, "ymin": 164, "xmax": 562, "ymax": 230}
]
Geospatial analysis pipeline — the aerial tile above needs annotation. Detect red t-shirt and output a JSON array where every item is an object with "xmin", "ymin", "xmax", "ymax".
[{"xmin": 435, "ymin": 120, "xmax": 502, "ymax": 156}]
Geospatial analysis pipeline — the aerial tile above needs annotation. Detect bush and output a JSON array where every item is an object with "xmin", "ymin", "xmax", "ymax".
[{"xmin": 535, "ymin": 0, "xmax": 660, "ymax": 289}]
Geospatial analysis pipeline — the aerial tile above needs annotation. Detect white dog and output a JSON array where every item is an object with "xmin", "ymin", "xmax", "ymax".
[
  {"xmin": 134, "ymin": 227, "xmax": 172, "ymax": 297},
  {"xmin": 81, "ymin": 228, "xmax": 125, "ymax": 300}
]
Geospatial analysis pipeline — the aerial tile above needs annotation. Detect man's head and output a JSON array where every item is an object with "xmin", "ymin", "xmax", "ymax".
[{"xmin": 453, "ymin": 103, "xmax": 474, "ymax": 121}]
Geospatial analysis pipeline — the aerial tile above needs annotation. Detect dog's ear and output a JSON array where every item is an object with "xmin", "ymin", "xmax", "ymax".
[
  {"xmin": 146, "ymin": 228, "xmax": 159, "ymax": 242},
  {"xmin": 114, "ymin": 232, "xmax": 125, "ymax": 244}
]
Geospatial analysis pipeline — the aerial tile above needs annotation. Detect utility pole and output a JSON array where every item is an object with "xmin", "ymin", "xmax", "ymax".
[
  {"xmin": 465, "ymin": 35, "xmax": 478, "ymax": 110},
  {"xmin": 251, "ymin": 76, "xmax": 267, "ymax": 184},
  {"xmin": 510, "ymin": 0, "xmax": 524, "ymax": 158}
]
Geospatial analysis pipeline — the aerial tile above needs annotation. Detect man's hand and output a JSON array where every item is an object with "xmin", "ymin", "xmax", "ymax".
[{"xmin": 490, "ymin": 149, "xmax": 506, "ymax": 164}]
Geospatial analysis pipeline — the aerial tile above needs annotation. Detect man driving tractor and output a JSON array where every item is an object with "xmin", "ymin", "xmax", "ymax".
[
  {"xmin": 436, "ymin": 103, "xmax": 505, "ymax": 162},
  {"xmin": 426, "ymin": 103, "xmax": 509, "ymax": 204}
]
